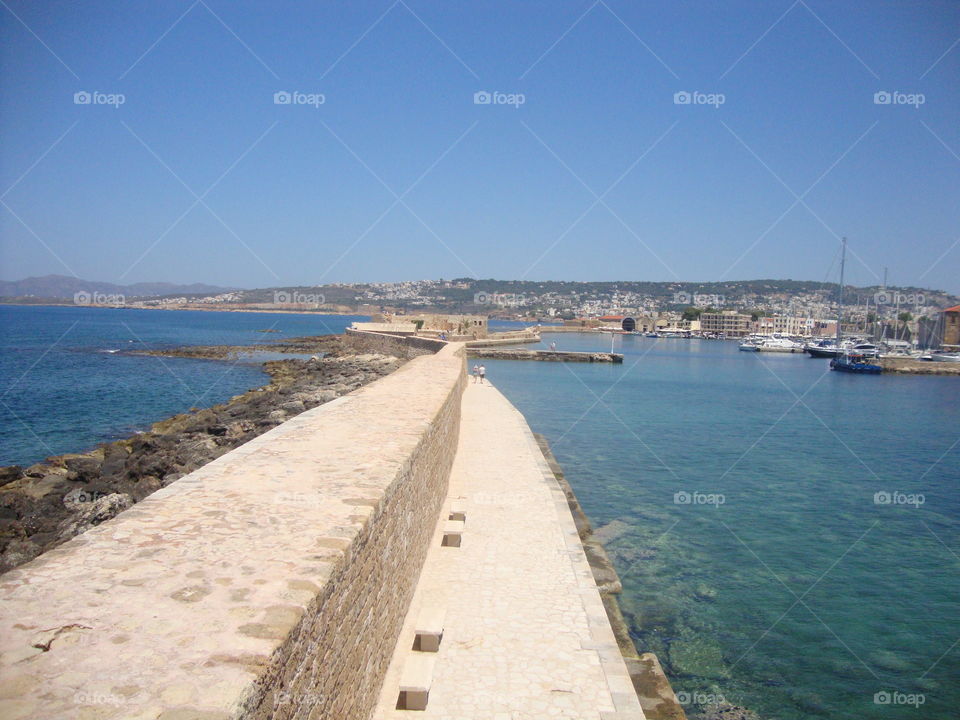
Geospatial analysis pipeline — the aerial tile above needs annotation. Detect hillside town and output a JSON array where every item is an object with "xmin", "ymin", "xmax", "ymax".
[
  {"xmin": 113, "ymin": 278, "xmax": 956, "ymax": 346},
  {"xmin": 4, "ymin": 275, "xmax": 957, "ymax": 346}
]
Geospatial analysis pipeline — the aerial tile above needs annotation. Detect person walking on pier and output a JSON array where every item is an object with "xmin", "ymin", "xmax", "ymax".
[
  {"xmin": 472, "ymin": 364, "xmax": 480, "ymax": 383},
  {"xmin": 478, "ymin": 364, "xmax": 486, "ymax": 384}
]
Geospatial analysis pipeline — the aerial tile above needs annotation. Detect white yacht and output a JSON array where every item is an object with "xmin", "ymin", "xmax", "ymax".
[
  {"xmin": 757, "ymin": 336, "xmax": 805, "ymax": 353},
  {"xmin": 850, "ymin": 342, "xmax": 880, "ymax": 358}
]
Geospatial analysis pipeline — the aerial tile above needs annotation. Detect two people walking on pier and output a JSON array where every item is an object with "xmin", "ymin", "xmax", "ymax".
[{"xmin": 471, "ymin": 364, "xmax": 486, "ymax": 384}]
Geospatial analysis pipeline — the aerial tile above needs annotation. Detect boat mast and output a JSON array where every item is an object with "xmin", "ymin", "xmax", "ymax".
[
  {"xmin": 836, "ymin": 237, "xmax": 846, "ymax": 346},
  {"xmin": 895, "ymin": 292, "xmax": 901, "ymax": 342}
]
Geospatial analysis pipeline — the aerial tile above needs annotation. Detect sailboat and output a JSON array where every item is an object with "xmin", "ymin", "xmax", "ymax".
[{"xmin": 830, "ymin": 238, "xmax": 883, "ymax": 374}]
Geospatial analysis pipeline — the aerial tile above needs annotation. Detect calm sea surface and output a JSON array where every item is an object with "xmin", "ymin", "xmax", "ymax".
[
  {"xmin": 486, "ymin": 332, "xmax": 959, "ymax": 720},
  {"xmin": 0, "ymin": 305, "xmax": 364, "ymax": 466},
  {"xmin": 2, "ymin": 312, "xmax": 957, "ymax": 718}
]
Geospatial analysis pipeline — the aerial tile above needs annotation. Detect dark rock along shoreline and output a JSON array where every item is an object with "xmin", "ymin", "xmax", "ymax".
[{"xmin": 0, "ymin": 335, "xmax": 406, "ymax": 573}]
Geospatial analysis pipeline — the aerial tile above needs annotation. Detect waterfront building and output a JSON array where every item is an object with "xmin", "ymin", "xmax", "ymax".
[
  {"xmin": 945, "ymin": 305, "xmax": 960, "ymax": 348},
  {"xmin": 563, "ymin": 318, "xmax": 602, "ymax": 328},
  {"xmin": 756, "ymin": 316, "xmax": 833, "ymax": 336},
  {"xmin": 917, "ymin": 306, "xmax": 960, "ymax": 349},
  {"xmin": 699, "ymin": 311, "xmax": 754, "ymax": 337}
]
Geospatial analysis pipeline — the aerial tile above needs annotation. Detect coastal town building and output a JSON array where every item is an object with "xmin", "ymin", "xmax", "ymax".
[
  {"xmin": 944, "ymin": 305, "xmax": 960, "ymax": 347},
  {"xmin": 756, "ymin": 316, "xmax": 835, "ymax": 336},
  {"xmin": 562, "ymin": 318, "xmax": 603, "ymax": 328},
  {"xmin": 596, "ymin": 315, "xmax": 664, "ymax": 333},
  {"xmin": 917, "ymin": 306, "xmax": 960, "ymax": 348},
  {"xmin": 699, "ymin": 311, "xmax": 754, "ymax": 337}
]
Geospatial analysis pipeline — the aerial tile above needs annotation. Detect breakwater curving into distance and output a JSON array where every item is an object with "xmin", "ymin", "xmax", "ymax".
[
  {"xmin": 0, "ymin": 332, "xmax": 666, "ymax": 720},
  {"xmin": 0, "ymin": 342, "xmax": 466, "ymax": 719}
]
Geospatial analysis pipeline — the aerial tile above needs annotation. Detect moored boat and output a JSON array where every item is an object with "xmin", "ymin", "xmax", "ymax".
[
  {"xmin": 851, "ymin": 342, "xmax": 880, "ymax": 357},
  {"xmin": 831, "ymin": 352, "xmax": 882, "ymax": 374},
  {"xmin": 805, "ymin": 342, "xmax": 843, "ymax": 358},
  {"xmin": 757, "ymin": 337, "xmax": 804, "ymax": 353},
  {"xmin": 828, "ymin": 238, "xmax": 882, "ymax": 375}
]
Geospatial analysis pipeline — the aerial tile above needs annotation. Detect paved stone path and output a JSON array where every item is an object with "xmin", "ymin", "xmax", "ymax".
[{"xmin": 374, "ymin": 381, "xmax": 645, "ymax": 720}]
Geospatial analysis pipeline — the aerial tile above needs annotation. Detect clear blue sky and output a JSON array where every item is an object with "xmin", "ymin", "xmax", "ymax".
[{"xmin": 1, "ymin": 0, "xmax": 958, "ymax": 292}]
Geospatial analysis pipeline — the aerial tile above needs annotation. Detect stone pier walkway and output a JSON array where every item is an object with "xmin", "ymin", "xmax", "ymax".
[{"xmin": 374, "ymin": 381, "xmax": 645, "ymax": 720}]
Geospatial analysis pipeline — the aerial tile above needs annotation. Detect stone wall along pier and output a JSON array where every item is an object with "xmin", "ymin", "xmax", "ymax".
[
  {"xmin": 0, "ymin": 343, "xmax": 466, "ymax": 720},
  {"xmin": 344, "ymin": 328, "xmax": 447, "ymax": 358}
]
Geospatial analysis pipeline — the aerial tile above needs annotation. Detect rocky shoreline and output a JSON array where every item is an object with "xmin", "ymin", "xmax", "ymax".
[
  {"xmin": 133, "ymin": 334, "xmax": 346, "ymax": 360},
  {"xmin": 0, "ymin": 335, "xmax": 405, "ymax": 574}
]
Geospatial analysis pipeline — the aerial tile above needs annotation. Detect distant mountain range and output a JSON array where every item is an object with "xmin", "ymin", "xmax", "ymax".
[{"xmin": 0, "ymin": 275, "xmax": 239, "ymax": 300}]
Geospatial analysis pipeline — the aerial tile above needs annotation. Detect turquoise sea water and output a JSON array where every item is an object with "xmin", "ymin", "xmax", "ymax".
[
  {"xmin": 486, "ymin": 333, "xmax": 959, "ymax": 720},
  {"xmin": 0, "ymin": 306, "xmax": 364, "ymax": 466}
]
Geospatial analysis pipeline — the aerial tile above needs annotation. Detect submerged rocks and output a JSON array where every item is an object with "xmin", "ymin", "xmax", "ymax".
[
  {"xmin": 693, "ymin": 583, "xmax": 718, "ymax": 602},
  {"xmin": 0, "ymin": 336, "xmax": 406, "ymax": 574},
  {"xmin": 668, "ymin": 627, "xmax": 729, "ymax": 680},
  {"xmin": 700, "ymin": 702, "xmax": 760, "ymax": 720}
]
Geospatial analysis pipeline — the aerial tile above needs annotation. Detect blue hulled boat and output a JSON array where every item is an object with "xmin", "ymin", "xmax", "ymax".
[
  {"xmin": 830, "ymin": 352, "xmax": 882, "ymax": 374},
  {"xmin": 828, "ymin": 238, "xmax": 882, "ymax": 375}
]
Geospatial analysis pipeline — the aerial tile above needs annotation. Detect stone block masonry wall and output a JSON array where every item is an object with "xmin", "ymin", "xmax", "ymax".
[
  {"xmin": 344, "ymin": 328, "xmax": 447, "ymax": 358},
  {"xmin": 0, "ymin": 343, "xmax": 467, "ymax": 720}
]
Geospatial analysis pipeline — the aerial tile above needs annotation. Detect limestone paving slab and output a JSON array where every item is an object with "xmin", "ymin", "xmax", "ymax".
[{"xmin": 374, "ymin": 382, "xmax": 645, "ymax": 720}]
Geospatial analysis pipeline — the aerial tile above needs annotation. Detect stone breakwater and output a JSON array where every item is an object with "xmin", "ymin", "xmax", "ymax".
[
  {"xmin": 0, "ymin": 343, "xmax": 466, "ymax": 720},
  {"xmin": 0, "ymin": 336, "xmax": 404, "ymax": 574},
  {"xmin": 879, "ymin": 357, "xmax": 960, "ymax": 375},
  {"xmin": 343, "ymin": 327, "xmax": 447, "ymax": 358},
  {"xmin": 466, "ymin": 348, "xmax": 624, "ymax": 363}
]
